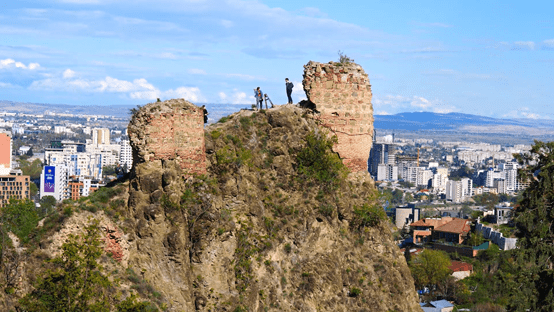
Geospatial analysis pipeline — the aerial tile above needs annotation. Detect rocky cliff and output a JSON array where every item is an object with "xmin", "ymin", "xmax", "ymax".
[
  {"xmin": 121, "ymin": 99, "xmax": 421, "ymax": 311},
  {"xmin": 2, "ymin": 66, "xmax": 421, "ymax": 312}
]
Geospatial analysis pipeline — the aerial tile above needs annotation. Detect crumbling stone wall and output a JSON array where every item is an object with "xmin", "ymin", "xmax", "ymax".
[
  {"xmin": 128, "ymin": 99, "xmax": 206, "ymax": 177},
  {"xmin": 302, "ymin": 61, "xmax": 374, "ymax": 172}
]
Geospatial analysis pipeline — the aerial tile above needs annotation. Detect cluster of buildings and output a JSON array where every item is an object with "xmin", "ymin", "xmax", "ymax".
[
  {"xmin": 40, "ymin": 128, "xmax": 132, "ymax": 201},
  {"xmin": 0, "ymin": 131, "xmax": 30, "ymax": 207},
  {"xmin": 369, "ymin": 133, "xmax": 531, "ymax": 202}
]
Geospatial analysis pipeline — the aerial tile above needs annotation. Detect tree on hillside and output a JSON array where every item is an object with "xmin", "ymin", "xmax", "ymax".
[
  {"xmin": 18, "ymin": 158, "xmax": 43, "ymax": 180},
  {"xmin": 473, "ymin": 193, "xmax": 498, "ymax": 211},
  {"xmin": 1, "ymin": 199, "xmax": 40, "ymax": 244},
  {"xmin": 410, "ymin": 249, "xmax": 451, "ymax": 294},
  {"xmin": 19, "ymin": 220, "xmax": 156, "ymax": 311},
  {"xmin": 509, "ymin": 141, "xmax": 554, "ymax": 311}
]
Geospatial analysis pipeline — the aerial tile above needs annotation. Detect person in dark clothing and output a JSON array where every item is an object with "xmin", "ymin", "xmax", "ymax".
[
  {"xmin": 254, "ymin": 87, "xmax": 264, "ymax": 110},
  {"xmin": 202, "ymin": 105, "xmax": 208, "ymax": 123},
  {"xmin": 285, "ymin": 78, "xmax": 294, "ymax": 104}
]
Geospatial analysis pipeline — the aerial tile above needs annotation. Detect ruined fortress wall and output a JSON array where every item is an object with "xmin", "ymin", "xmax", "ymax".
[
  {"xmin": 128, "ymin": 99, "xmax": 206, "ymax": 177},
  {"xmin": 303, "ymin": 61, "xmax": 374, "ymax": 172}
]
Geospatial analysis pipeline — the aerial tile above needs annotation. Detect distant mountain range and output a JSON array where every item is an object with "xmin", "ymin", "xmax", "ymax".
[{"xmin": 374, "ymin": 112, "xmax": 554, "ymax": 131}]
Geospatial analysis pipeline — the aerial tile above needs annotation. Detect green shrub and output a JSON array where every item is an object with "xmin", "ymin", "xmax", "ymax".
[
  {"xmin": 284, "ymin": 243, "xmax": 292, "ymax": 253},
  {"xmin": 349, "ymin": 287, "xmax": 362, "ymax": 297},
  {"xmin": 239, "ymin": 116, "xmax": 252, "ymax": 130},
  {"xmin": 351, "ymin": 203, "xmax": 386, "ymax": 230},
  {"xmin": 296, "ymin": 131, "xmax": 348, "ymax": 189},
  {"xmin": 210, "ymin": 130, "xmax": 222, "ymax": 140},
  {"xmin": 1, "ymin": 199, "xmax": 39, "ymax": 244}
]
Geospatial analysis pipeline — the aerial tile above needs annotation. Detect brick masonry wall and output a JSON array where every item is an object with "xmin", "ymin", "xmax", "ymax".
[
  {"xmin": 302, "ymin": 61, "xmax": 374, "ymax": 172},
  {"xmin": 128, "ymin": 99, "xmax": 206, "ymax": 177}
]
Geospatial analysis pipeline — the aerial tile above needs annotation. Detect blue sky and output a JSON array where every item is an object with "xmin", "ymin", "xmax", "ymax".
[{"xmin": 1, "ymin": 0, "xmax": 553, "ymax": 119}]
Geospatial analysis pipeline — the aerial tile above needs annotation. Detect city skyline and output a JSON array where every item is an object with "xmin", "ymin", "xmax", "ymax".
[{"xmin": 1, "ymin": 1, "xmax": 554, "ymax": 119}]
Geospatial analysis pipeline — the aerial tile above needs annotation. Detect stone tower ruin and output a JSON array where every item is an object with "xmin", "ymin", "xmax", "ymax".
[
  {"xmin": 302, "ymin": 61, "xmax": 374, "ymax": 172},
  {"xmin": 127, "ymin": 98, "xmax": 206, "ymax": 178}
]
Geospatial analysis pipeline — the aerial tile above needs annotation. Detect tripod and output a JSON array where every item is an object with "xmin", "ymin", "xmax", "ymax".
[{"xmin": 264, "ymin": 94, "xmax": 274, "ymax": 109}]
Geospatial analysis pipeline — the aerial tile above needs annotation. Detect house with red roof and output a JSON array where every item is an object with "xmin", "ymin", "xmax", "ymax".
[
  {"xmin": 450, "ymin": 261, "xmax": 473, "ymax": 280},
  {"xmin": 433, "ymin": 218, "xmax": 471, "ymax": 244},
  {"xmin": 409, "ymin": 217, "xmax": 471, "ymax": 244}
]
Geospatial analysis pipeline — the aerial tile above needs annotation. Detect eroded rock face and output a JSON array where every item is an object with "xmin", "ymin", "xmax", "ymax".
[
  {"xmin": 123, "ymin": 105, "xmax": 421, "ymax": 311},
  {"xmin": 128, "ymin": 98, "xmax": 206, "ymax": 178},
  {"xmin": 303, "ymin": 61, "xmax": 374, "ymax": 172}
]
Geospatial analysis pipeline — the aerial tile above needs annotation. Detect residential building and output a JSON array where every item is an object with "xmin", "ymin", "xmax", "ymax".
[
  {"xmin": 494, "ymin": 203, "xmax": 513, "ymax": 225},
  {"xmin": 368, "ymin": 142, "xmax": 390, "ymax": 179},
  {"xmin": 417, "ymin": 169, "xmax": 433, "ymax": 187},
  {"xmin": 432, "ymin": 218, "xmax": 471, "ymax": 244},
  {"xmin": 68, "ymin": 176, "xmax": 99, "ymax": 201},
  {"xmin": 421, "ymin": 299, "xmax": 455, "ymax": 312},
  {"xmin": 40, "ymin": 164, "xmax": 69, "ymax": 201},
  {"xmin": 119, "ymin": 137, "xmax": 133, "ymax": 169},
  {"xmin": 409, "ymin": 217, "xmax": 471, "ymax": 245},
  {"xmin": 394, "ymin": 205, "xmax": 420, "ymax": 229},
  {"xmin": 0, "ymin": 173, "xmax": 30, "ymax": 207},
  {"xmin": 0, "ymin": 131, "xmax": 11, "ymax": 175},
  {"xmin": 92, "ymin": 128, "xmax": 110, "ymax": 145}
]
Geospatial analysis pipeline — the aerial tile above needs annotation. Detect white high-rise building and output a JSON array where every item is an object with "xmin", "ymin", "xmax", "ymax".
[
  {"xmin": 92, "ymin": 128, "xmax": 110, "ymax": 146},
  {"xmin": 119, "ymin": 138, "xmax": 133, "ymax": 169},
  {"xmin": 446, "ymin": 178, "xmax": 472, "ymax": 203},
  {"xmin": 417, "ymin": 169, "xmax": 433, "ymax": 187},
  {"xmin": 486, "ymin": 170, "xmax": 503, "ymax": 187},
  {"xmin": 432, "ymin": 173, "xmax": 448, "ymax": 194},
  {"xmin": 40, "ymin": 164, "xmax": 69, "ymax": 201}
]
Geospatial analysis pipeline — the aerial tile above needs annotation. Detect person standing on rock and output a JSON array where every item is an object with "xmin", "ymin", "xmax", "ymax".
[
  {"xmin": 285, "ymin": 78, "xmax": 294, "ymax": 104},
  {"xmin": 202, "ymin": 105, "xmax": 208, "ymax": 123},
  {"xmin": 254, "ymin": 87, "xmax": 264, "ymax": 110}
]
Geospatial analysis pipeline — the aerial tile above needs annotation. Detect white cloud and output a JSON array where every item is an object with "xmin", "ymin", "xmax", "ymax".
[
  {"xmin": 217, "ymin": 89, "xmax": 250, "ymax": 104},
  {"xmin": 291, "ymin": 81, "xmax": 306, "ymax": 102},
  {"xmin": 29, "ymin": 73, "xmax": 206, "ymax": 102},
  {"xmin": 57, "ymin": 0, "xmax": 101, "ymax": 4},
  {"xmin": 502, "ymin": 108, "xmax": 547, "ymax": 120},
  {"xmin": 0, "ymin": 82, "xmax": 20, "ymax": 89},
  {"xmin": 374, "ymin": 94, "xmax": 458, "ymax": 114},
  {"xmin": 410, "ymin": 96, "xmax": 432, "ymax": 109},
  {"xmin": 63, "ymin": 69, "xmax": 75, "ymax": 79},
  {"xmin": 161, "ymin": 87, "xmax": 205, "ymax": 102},
  {"xmin": 0, "ymin": 58, "xmax": 40, "ymax": 70},
  {"xmin": 220, "ymin": 19, "xmax": 234, "ymax": 28},
  {"xmin": 375, "ymin": 111, "xmax": 391, "ymax": 115},
  {"xmin": 513, "ymin": 41, "xmax": 535, "ymax": 50},
  {"xmin": 188, "ymin": 68, "xmax": 207, "ymax": 75},
  {"xmin": 542, "ymin": 39, "xmax": 554, "ymax": 49}
]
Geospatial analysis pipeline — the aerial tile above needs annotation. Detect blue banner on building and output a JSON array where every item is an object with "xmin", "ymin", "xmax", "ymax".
[{"xmin": 44, "ymin": 166, "xmax": 55, "ymax": 193}]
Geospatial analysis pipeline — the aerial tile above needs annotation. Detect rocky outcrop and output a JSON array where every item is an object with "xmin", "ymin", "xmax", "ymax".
[
  {"xmin": 303, "ymin": 61, "xmax": 374, "ymax": 172},
  {"xmin": 124, "ymin": 101, "xmax": 421, "ymax": 311}
]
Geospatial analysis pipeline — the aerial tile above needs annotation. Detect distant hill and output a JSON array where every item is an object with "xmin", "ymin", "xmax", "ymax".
[
  {"xmin": 0, "ymin": 100, "xmax": 250, "ymax": 121},
  {"xmin": 374, "ymin": 112, "xmax": 554, "ymax": 142},
  {"xmin": 374, "ymin": 111, "xmax": 554, "ymax": 131}
]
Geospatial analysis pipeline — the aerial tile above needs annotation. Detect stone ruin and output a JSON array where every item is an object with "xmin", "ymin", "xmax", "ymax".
[
  {"xmin": 302, "ymin": 61, "xmax": 374, "ymax": 172},
  {"xmin": 127, "ymin": 98, "xmax": 206, "ymax": 178},
  {"xmin": 126, "ymin": 61, "xmax": 374, "ymax": 175}
]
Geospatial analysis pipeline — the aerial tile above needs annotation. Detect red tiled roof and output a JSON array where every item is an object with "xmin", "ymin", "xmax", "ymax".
[
  {"xmin": 434, "ymin": 218, "xmax": 471, "ymax": 234},
  {"xmin": 409, "ymin": 217, "xmax": 453, "ymax": 228},
  {"xmin": 450, "ymin": 261, "xmax": 473, "ymax": 272}
]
